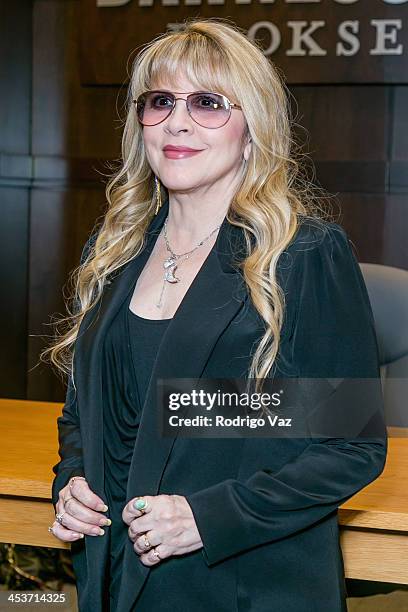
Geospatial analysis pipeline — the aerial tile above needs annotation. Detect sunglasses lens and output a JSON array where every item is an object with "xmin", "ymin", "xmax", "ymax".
[
  {"xmin": 188, "ymin": 93, "xmax": 230, "ymax": 128},
  {"xmin": 136, "ymin": 92, "xmax": 174, "ymax": 126}
]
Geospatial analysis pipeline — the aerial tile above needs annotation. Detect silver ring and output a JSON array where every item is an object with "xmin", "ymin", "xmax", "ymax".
[
  {"xmin": 55, "ymin": 512, "xmax": 65, "ymax": 525},
  {"xmin": 143, "ymin": 534, "xmax": 151, "ymax": 548},
  {"xmin": 152, "ymin": 548, "xmax": 161, "ymax": 560},
  {"xmin": 48, "ymin": 526, "xmax": 55, "ymax": 535}
]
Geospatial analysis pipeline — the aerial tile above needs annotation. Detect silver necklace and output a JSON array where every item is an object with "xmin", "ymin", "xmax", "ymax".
[{"xmin": 156, "ymin": 215, "xmax": 222, "ymax": 309}]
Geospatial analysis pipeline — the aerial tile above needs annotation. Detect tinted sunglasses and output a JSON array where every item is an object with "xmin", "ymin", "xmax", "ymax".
[{"xmin": 133, "ymin": 90, "xmax": 242, "ymax": 129}]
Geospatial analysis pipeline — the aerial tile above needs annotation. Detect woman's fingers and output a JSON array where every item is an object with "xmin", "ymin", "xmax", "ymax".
[
  {"xmin": 49, "ymin": 521, "xmax": 84, "ymax": 542},
  {"xmin": 122, "ymin": 495, "xmax": 154, "ymax": 525},
  {"xmin": 56, "ymin": 507, "xmax": 107, "ymax": 537},
  {"xmin": 50, "ymin": 478, "xmax": 111, "ymax": 543},
  {"xmin": 66, "ymin": 478, "xmax": 108, "ymax": 512},
  {"xmin": 64, "ymin": 497, "xmax": 111, "ymax": 527}
]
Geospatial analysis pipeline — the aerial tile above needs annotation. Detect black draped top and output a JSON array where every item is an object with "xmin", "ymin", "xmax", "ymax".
[{"xmin": 102, "ymin": 286, "xmax": 172, "ymax": 609}]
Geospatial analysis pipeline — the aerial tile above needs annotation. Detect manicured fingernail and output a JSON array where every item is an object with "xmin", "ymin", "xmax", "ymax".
[
  {"xmin": 98, "ymin": 528, "xmax": 105, "ymax": 536},
  {"xmin": 74, "ymin": 533, "xmax": 84, "ymax": 538},
  {"xmin": 97, "ymin": 504, "xmax": 108, "ymax": 512},
  {"xmin": 100, "ymin": 518, "xmax": 111, "ymax": 526}
]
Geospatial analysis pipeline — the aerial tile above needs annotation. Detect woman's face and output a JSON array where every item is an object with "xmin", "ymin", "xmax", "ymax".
[{"xmin": 141, "ymin": 73, "xmax": 251, "ymax": 195}]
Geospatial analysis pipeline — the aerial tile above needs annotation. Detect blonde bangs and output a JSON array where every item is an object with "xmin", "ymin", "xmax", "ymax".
[{"xmin": 134, "ymin": 31, "xmax": 240, "ymax": 104}]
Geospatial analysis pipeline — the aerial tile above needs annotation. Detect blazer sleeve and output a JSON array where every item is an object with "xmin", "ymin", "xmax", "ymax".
[
  {"xmin": 51, "ymin": 376, "xmax": 85, "ymax": 509},
  {"xmin": 185, "ymin": 222, "xmax": 388, "ymax": 567},
  {"xmin": 51, "ymin": 233, "xmax": 98, "ymax": 509}
]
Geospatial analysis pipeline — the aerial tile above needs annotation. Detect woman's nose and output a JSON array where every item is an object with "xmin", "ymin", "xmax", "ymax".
[{"xmin": 165, "ymin": 98, "xmax": 193, "ymax": 132}]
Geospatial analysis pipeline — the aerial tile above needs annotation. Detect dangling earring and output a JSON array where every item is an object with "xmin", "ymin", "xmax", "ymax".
[{"xmin": 154, "ymin": 175, "xmax": 162, "ymax": 215}]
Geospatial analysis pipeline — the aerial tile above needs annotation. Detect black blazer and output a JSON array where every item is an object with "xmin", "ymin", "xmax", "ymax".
[{"xmin": 51, "ymin": 198, "xmax": 387, "ymax": 612}]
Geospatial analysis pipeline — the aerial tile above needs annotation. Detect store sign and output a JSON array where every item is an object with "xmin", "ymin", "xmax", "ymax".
[{"xmin": 80, "ymin": 0, "xmax": 408, "ymax": 84}]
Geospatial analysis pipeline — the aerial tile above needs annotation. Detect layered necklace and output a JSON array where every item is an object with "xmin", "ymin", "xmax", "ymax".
[{"xmin": 156, "ymin": 215, "xmax": 222, "ymax": 309}]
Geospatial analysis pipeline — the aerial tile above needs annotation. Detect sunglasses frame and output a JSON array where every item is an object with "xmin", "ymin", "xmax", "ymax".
[{"xmin": 132, "ymin": 90, "xmax": 242, "ymax": 129}]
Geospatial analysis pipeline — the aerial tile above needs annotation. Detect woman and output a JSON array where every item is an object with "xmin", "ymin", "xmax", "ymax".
[{"xmin": 45, "ymin": 18, "xmax": 387, "ymax": 612}]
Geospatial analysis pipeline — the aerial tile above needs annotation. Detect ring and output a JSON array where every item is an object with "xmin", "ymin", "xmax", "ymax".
[
  {"xmin": 134, "ymin": 497, "xmax": 149, "ymax": 513},
  {"xmin": 55, "ymin": 512, "xmax": 65, "ymax": 525},
  {"xmin": 143, "ymin": 534, "xmax": 151, "ymax": 548},
  {"xmin": 151, "ymin": 548, "xmax": 161, "ymax": 560},
  {"xmin": 48, "ymin": 526, "xmax": 55, "ymax": 535}
]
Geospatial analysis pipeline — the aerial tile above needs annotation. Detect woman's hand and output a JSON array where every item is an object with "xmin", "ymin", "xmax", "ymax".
[
  {"xmin": 122, "ymin": 494, "xmax": 203, "ymax": 566},
  {"xmin": 50, "ymin": 477, "xmax": 111, "ymax": 542}
]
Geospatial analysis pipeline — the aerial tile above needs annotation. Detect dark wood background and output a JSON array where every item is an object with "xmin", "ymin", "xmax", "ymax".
[{"xmin": 1, "ymin": 0, "xmax": 407, "ymax": 401}]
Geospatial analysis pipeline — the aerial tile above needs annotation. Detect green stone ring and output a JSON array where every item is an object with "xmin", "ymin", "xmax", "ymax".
[{"xmin": 134, "ymin": 497, "xmax": 148, "ymax": 512}]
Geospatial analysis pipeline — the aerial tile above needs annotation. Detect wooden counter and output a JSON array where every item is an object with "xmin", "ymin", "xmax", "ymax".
[
  {"xmin": 339, "ymin": 427, "xmax": 408, "ymax": 584},
  {"xmin": 0, "ymin": 399, "xmax": 407, "ymax": 583},
  {"xmin": 0, "ymin": 399, "xmax": 69, "ymax": 549}
]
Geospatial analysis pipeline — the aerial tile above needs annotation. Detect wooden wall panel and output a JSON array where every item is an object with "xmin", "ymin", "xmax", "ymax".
[
  {"xmin": 33, "ymin": 0, "xmax": 125, "ymax": 160},
  {"xmin": 27, "ymin": 187, "xmax": 106, "ymax": 401},
  {"xmin": 0, "ymin": 0, "xmax": 32, "ymax": 398},
  {"xmin": 391, "ymin": 87, "xmax": 408, "ymax": 193},
  {"xmin": 0, "ymin": 188, "xmax": 29, "ymax": 398},
  {"xmin": 333, "ymin": 194, "xmax": 386, "ymax": 263},
  {"xmin": 0, "ymin": 0, "xmax": 31, "ymax": 154},
  {"xmin": 392, "ymin": 87, "xmax": 408, "ymax": 163},
  {"xmin": 291, "ymin": 86, "xmax": 389, "ymax": 162},
  {"xmin": 290, "ymin": 85, "xmax": 389, "ymax": 194},
  {"xmin": 383, "ymin": 195, "xmax": 408, "ymax": 266},
  {"xmin": 320, "ymin": 194, "xmax": 407, "ymax": 268}
]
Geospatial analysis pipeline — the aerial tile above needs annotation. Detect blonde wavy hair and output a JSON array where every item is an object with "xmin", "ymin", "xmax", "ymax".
[{"xmin": 41, "ymin": 17, "xmax": 333, "ymax": 394}]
